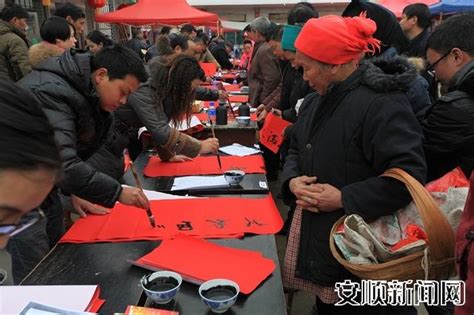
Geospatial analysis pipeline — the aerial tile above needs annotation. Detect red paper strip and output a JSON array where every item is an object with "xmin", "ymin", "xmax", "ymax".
[
  {"xmin": 259, "ymin": 114, "xmax": 292, "ymax": 153},
  {"xmin": 195, "ymin": 112, "xmax": 257, "ymax": 122},
  {"xmin": 60, "ymin": 195, "xmax": 283, "ymax": 243},
  {"xmin": 85, "ymin": 287, "xmax": 105, "ymax": 313},
  {"xmin": 199, "ymin": 62, "xmax": 217, "ymax": 77},
  {"xmin": 143, "ymin": 155, "xmax": 265, "ymax": 177},
  {"xmin": 135, "ymin": 235, "xmax": 276, "ymax": 294},
  {"xmin": 224, "ymin": 84, "xmax": 241, "ymax": 92},
  {"xmin": 229, "ymin": 95, "xmax": 249, "ymax": 103}
]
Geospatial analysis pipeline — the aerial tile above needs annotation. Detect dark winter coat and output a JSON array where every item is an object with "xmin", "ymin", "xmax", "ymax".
[
  {"xmin": 17, "ymin": 50, "xmax": 121, "ymax": 207},
  {"xmin": 282, "ymin": 67, "xmax": 312, "ymax": 123},
  {"xmin": 422, "ymin": 61, "xmax": 474, "ymax": 181},
  {"xmin": 196, "ymin": 86, "xmax": 219, "ymax": 101},
  {"xmin": 281, "ymin": 59, "xmax": 427, "ymax": 285},
  {"xmin": 405, "ymin": 29, "xmax": 430, "ymax": 58},
  {"xmin": 125, "ymin": 37, "xmax": 147, "ymax": 59},
  {"xmin": 374, "ymin": 50, "xmax": 432, "ymax": 123},
  {"xmin": 210, "ymin": 42, "xmax": 233, "ymax": 70}
]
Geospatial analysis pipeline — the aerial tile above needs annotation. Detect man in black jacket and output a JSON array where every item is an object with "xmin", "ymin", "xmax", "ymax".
[
  {"xmin": 399, "ymin": 3, "xmax": 431, "ymax": 58},
  {"xmin": 210, "ymin": 41, "xmax": 234, "ymax": 70},
  {"xmin": 8, "ymin": 45, "xmax": 149, "ymax": 283},
  {"xmin": 422, "ymin": 14, "xmax": 474, "ymax": 181}
]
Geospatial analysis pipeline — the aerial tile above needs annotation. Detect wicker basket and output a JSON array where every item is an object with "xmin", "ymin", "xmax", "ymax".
[{"xmin": 329, "ymin": 168, "xmax": 456, "ymax": 281}]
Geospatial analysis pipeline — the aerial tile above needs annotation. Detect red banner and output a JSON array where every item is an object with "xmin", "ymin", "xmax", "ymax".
[
  {"xmin": 259, "ymin": 113, "xmax": 292, "ymax": 153},
  {"xmin": 60, "ymin": 195, "xmax": 283, "ymax": 243},
  {"xmin": 134, "ymin": 234, "xmax": 276, "ymax": 294},
  {"xmin": 143, "ymin": 155, "xmax": 265, "ymax": 177}
]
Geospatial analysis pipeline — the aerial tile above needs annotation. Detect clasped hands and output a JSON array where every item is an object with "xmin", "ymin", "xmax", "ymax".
[{"xmin": 289, "ymin": 176, "xmax": 343, "ymax": 213}]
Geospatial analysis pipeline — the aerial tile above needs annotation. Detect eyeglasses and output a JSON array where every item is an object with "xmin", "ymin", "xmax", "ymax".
[
  {"xmin": 0, "ymin": 208, "xmax": 45, "ymax": 237},
  {"xmin": 426, "ymin": 50, "xmax": 451, "ymax": 77}
]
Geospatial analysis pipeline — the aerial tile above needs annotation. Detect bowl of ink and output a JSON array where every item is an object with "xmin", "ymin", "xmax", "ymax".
[
  {"xmin": 224, "ymin": 170, "xmax": 245, "ymax": 186},
  {"xmin": 140, "ymin": 271, "xmax": 182, "ymax": 304},
  {"xmin": 198, "ymin": 279, "xmax": 240, "ymax": 313}
]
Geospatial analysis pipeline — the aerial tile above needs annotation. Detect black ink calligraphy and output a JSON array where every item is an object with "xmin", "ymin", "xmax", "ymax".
[{"xmin": 177, "ymin": 221, "xmax": 193, "ymax": 231}]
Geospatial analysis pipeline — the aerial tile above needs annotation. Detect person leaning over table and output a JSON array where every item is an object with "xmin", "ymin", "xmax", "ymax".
[
  {"xmin": 87, "ymin": 54, "xmax": 220, "ymax": 182},
  {"xmin": 155, "ymin": 33, "xmax": 228, "ymax": 103},
  {"xmin": 0, "ymin": 80, "xmax": 61, "ymax": 250},
  {"xmin": 119, "ymin": 54, "xmax": 219, "ymax": 161},
  {"xmin": 7, "ymin": 45, "xmax": 150, "ymax": 284},
  {"xmin": 281, "ymin": 15, "xmax": 426, "ymax": 314},
  {"xmin": 194, "ymin": 32, "xmax": 221, "ymax": 70}
]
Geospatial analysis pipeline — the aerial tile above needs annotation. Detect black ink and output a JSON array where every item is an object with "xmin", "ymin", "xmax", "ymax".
[
  {"xmin": 206, "ymin": 219, "xmax": 226, "ymax": 229},
  {"xmin": 177, "ymin": 221, "xmax": 193, "ymax": 231}
]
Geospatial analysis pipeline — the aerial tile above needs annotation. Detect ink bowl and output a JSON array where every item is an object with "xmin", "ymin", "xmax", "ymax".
[
  {"xmin": 140, "ymin": 271, "xmax": 182, "ymax": 304},
  {"xmin": 198, "ymin": 279, "xmax": 240, "ymax": 313},
  {"xmin": 236, "ymin": 116, "xmax": 251, "ymax": 126},
  {"xmin": 224, "ymin": 170, "xmax": 245, "ymax": 186}
]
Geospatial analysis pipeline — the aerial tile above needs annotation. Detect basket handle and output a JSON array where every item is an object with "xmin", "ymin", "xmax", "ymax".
[{"xmin": 382, "ymin": 168, "xmax": 455, "ymax": 263}]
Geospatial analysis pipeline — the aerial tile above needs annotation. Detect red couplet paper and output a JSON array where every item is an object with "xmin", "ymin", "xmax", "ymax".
[
  {"xmin": 224, "ymin": 84, "xmax": 241, "ymax": 92},
  {"xmin": 85, "ymin": 287, "xmax": 105, "ymax": 313},
  {"xmin": 60, "ymin": 194, "xmax": 283, "ymax": 243},
  {"xmin": 143, "ymin": 155, "xmax": 265, "ymax": 177},
  {"xmin": 200, "ymin": 62, "xmax": 217, "ymax": 77},
  {"xmin": 260, "ymin": 114, "xmax": 292, "ymax": 153},
  {"xmin": 134, "ymin": 235, "xmax": 276, "ymax": 294},
  {"xmin": 229, "ymin": 95, "xmax": 249, "ymax": 103}
]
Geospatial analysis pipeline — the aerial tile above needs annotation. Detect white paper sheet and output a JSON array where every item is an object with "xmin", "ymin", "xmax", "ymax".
[
  {"xmin": 169, "ymin": 115, "xmax": 203, "ymax": 132},
  {"xmin": 0, "ymin": 285, "xmax": 98, "ymax": 315},
  {"xmin": 142, "ymin": 189, "xmax": 197, "ymax": 200},
  {"xmin": 219, "ymin": 143, "xmax": 261, "ymax": 157},
  {"xmin": 20, "ymin": 302, "xmax": 93, "ymax": 315},
  {"xmin": 171, "ymin": 176, "xmax": 229, "ymax": 191}
]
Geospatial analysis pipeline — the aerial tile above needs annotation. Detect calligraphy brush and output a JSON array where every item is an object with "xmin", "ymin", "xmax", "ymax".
[
  {"xmin": 129, "ymin": 162, "xmax": 156, "ymax": 228},
  {"xmin": 210, "ymin": 122, "xmax": 222, "ymax": 169},
  {"xmin": 227, "ymin": 97, "xmax": 237, "ymax": 119}
]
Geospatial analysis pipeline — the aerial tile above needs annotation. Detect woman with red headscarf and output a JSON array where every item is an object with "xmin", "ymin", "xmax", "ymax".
[{"xmin": 281, "ymin": 15, "xmax": 427, "ymax": 314}]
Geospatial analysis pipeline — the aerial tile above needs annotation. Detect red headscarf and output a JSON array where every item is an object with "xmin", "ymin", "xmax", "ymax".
[{"xmin": 295, "ymin": 15, "xmax": 381, "ymax": 65}]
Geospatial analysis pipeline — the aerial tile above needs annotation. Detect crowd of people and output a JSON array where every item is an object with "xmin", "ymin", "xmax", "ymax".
[{"xmin": 0, "ymin": 0, "xmax": 473, "ymax": 314}]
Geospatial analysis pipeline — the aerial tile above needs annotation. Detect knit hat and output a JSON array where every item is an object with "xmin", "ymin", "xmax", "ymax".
[
  {"xmin": 294, "ymin": 15, "xmax": 381, "ymax": 65},
  {"xmin": 281, "ymin": 25, "xmax": 301, "ymax": 52}
]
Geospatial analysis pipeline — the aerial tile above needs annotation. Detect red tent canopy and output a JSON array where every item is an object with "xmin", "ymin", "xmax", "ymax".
[
  {"xmin": 95, "ymin": 0, "xmax": 219, "ymax": 27},
  {"xmin": 374, "ymin": 0, "xmax": 439, "ymax": 18}
]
